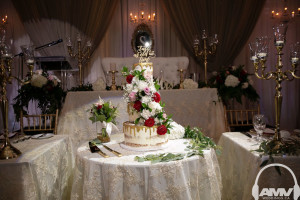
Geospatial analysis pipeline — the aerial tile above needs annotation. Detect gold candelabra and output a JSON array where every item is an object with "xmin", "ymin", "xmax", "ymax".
[
  {"xmin": 249, "ymin": 23, "xmax": 300, "ymax": 144},
  {"xmin": 0, "ymin": 53, "xmax": 22, "ymax": 159},
  {"xmin": 194, "ymin": 30, "xmax": 218, "ymax": 85},
  {"xmin": 109, "ymin": 70, "xmax": 118, "ymax": 91},
  {"xmin": 66, "ymin": 34, "xmax": 91, "ymax": 87}
]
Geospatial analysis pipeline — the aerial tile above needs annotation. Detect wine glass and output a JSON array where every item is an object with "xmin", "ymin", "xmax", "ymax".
[{"xmin": 253, "ymin": 114, "xmax": 266, "ymax": 141}]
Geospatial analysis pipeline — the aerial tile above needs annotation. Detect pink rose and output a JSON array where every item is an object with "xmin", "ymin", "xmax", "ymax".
[
  {"xmin": 129, "ymin": 92, "xmax": 136, "ymax": 101},
  {"xmin": 144, "ymin": 87, "xmax": 151, "ymax": 95},
  {"xmin": 48, "ymin": 74, "xmax": 54, "ymax": 80},
  {"xmin": 162, "ymin": 113, "xmax": 167, "ymax": 119}
]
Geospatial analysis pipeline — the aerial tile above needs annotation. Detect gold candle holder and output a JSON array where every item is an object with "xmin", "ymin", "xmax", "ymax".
[
  {"xmin": 250, "ymin": 29, "xmax": 299, "ymax": 144},
  {"xmin": 109, "ymin": 70, "xmax": 118, "ymax": 90},
  {"xmin": 194, "ymin": 30, "xmax": 218, "ymax": 85},
  {"xmin": 177, "ymin": 69, "xmax": 185, "ymax": 89},
  {"xmin": 0, "ymin": 55, "xmax": 22, "ymax": 159},
  {"xmin": 66, "ymin": 35, "xmax": 91, "ymax": 87}
]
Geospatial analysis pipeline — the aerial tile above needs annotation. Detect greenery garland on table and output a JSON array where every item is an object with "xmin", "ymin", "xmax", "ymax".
[
  {"xmin": 13, "ymin": 70, "xmax": 66, "ymax": 121},
  {"xmin": 253, "ymin": 138, "xmax": 300, "ymax": 175},
  {"xmin": 135, "ymin": 126, "xmax": 221, "ymax": 163},
  {"xmin": 68, "ymin": 83, "xmax": 93, "ymax": 91}
]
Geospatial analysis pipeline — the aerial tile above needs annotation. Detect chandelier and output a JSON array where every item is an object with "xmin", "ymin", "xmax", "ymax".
[
  {"xmin": 271, "ymin": 0, "xmax": 300, "ymax": 23},
  {"xmin": 129, "ymin": 1, "xmax": 156, "ymax": 24}
]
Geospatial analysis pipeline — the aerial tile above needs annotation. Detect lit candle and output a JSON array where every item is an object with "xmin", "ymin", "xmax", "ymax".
[
  {"xmin": 153, "ymin": 13, "xmax": 155, "ymax": 20},
  {"xmin": 276, "ymin": 12, "xmax": 279, "ymax": 16},
  {"xmin": 141, "ymin": 11, "xmax": 144, "ymax": 19},
  {"xmin": 298, "ymin": 8, "xmax": 300, "ymax": 15},
  {"xmin": 292, "ymin": 11, "xmax": 295, "ymax": 18},
  {"xmin": 272, "ymin": 10, "xmax": 275, "ymax": 17},
  {"xmin": 275, "ymin": 40, "xmax": 284, "ymax": 46},
  {"xmin": 148, "ymin": 14, "xmax": 151, "ymax": 20},
  {"xmin": 258, "ymin": 53, "xmax": 267, "ymax": 58},
  {"xmin": 26, "ymin": 59, "xmax": 34, "ymax": 64},
  {"xmin": 110, "ymin": 63, "xmax": 116, "ymax": 71},
  {"xmin": 284, "ymin": 7, "xmax": 287, "ymax": 11},
  {"xmin": 291, "ymin": 57, "xmax": 299, "ymax": 64}
]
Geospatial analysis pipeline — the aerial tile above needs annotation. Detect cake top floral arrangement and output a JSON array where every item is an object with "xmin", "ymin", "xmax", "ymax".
[
  {"xmin": 13, "ymin": 70, "xmax": 66, "ymax": 120},
  {"xmin": 209, "ymin": 65, "xmax": 259, "ymax": 104},
  {"xmin": 122, "ymin": 66, "xmax": 172, "ymax": 135}
]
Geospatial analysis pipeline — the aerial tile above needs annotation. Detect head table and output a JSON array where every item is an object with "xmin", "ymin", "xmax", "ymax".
[
  {"xmin": 0, "ymin": 135, "xmax": 74, "ymax": 200},
  {"xmin": 218, "ymin": 132, "xmax": 300, "ymax": 200},
  {"xmin": 57, "ymin": 88, "xmax": 226, "ymax": 153},
  {"xmin": 71, "ymin": 134, "xmax": 222, "ymax": 200}
]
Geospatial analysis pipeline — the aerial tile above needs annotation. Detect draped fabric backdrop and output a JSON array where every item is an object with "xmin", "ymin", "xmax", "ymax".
[{"xmin": 160, "ymin": 0, "xmax": 265, "ymax": 71}]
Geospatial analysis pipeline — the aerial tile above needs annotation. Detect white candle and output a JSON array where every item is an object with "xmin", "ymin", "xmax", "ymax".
[
  {"xmin": 251, "ymin": 56, "xmax": 258, "ymax": 61},
  {"xmin": 26, "ymin": 59, "xmax": 34, "ymax": 64},
  {"xmin": 275, "ymin": 40, "xmax": 284, "ymax": 46},
  {"xmin": 292, "ymin": 57, "xmax": 299, "ymax": 63},
  {"xmin": 258, "ymin": 53, "xmax": 267, "ymax": 58},
  {"xmin": 110, "ymin": 63, "xmax": 116, "ymax": 71}
]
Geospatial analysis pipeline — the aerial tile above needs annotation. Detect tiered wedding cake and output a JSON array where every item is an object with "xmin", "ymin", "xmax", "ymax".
[{"xmin": 122, "ymin": 47, "xmax": 172, "ymax": 148}]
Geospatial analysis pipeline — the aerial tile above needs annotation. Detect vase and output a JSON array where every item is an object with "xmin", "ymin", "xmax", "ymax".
[{"xmin": 96, "ymin": 121, "xmax": 111, "ymax": 143}]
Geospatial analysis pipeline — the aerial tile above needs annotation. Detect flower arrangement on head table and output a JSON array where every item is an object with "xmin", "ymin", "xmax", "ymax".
[
  {"xmin": 122, "ymin": 65, "xmax": 172, "ymax": 135},
  {"xmin": 208, "ymin": 65, "xmax": 259, "ymax": 104},
  {"xmin": 13, "ymin": 69, "xmax": 66, "ymax": 120}
]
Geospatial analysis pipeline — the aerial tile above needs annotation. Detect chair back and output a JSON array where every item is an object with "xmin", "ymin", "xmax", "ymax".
[
  {"xmin": 20, "ymin": 109, "xmax": 59, "ymax": 135},
  {"xmin": 224, "ymin": 104, "xmax": 260, "ymax": 132}
]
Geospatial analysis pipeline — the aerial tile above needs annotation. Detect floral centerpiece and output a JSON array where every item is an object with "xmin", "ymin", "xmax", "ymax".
[
  {"xmin": 122, "ymin": 66, "xmax": 172, "ymax": 135},
  {"xmin": 88, "ymin": 97, "xmax": 118, "ymax": 142},
  {"xmin": 209, "ymin": 65, "xmax": 259, "ymax": 104},
  {"xmin": 13, "ymin": 70, "xmax": 66, "ymax": 120}
]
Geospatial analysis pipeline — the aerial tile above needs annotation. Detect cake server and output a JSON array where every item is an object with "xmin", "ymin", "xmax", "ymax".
[
  {"xmin": 103, "ymin": 145, "xmax": 122, "ymax": 157},
  {"xmin": 89, "ymin": 142, "xmax": 109, "ymax": 158}
]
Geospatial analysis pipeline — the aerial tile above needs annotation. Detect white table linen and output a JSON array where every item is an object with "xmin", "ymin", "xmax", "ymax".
[
  {"xmin": 71, "ymin": 134, "xmax": 222, "ymax": 200},
  {"xmin": 0, "ymin": 135, "xmax": 74, "ymax": 200},
  {"xmin": 218, "ymin": 132, "xmax": 300, "ymax": 200},
  {"xmin": 57, "ymin": 89, "xmax": 226, "ymax": 153}
]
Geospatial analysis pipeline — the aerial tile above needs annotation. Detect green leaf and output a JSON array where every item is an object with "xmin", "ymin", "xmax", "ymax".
[{"xmin": 259, "ymin": 159, "xmax": 269, "ymax": 168}]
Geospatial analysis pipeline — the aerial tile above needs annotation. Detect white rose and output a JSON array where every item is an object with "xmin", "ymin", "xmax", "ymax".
[
  {"xmin": 35, "ymin": 69, "xmax": 43, "ymax": 75},
  {"xmin": 224, "ymin": 75, "xmax": 240, "ymax": 87},
  {"xmin": 148, "ymin": 101, "xmax": 162, "ymax": 112},
  {"xmin": 97, "ymin": 97, "xmax": 105, "ymax": 105},
  {"xmin": 138, "ymin": 80, "xmax": 148, "ymax": 91},
  {"xmin": 31, "ymin": 74, "xmax": 48, "ymax": 88},
  {"xmin": 183, "ymin": 79, "xmax": 198, "ymax": 89},
  {"xmin": 134, "ymin": 65, "xmax": 142, "ymax": 72},
  {"xmin": 168, "ymin": 121, "xmax": 185, "ymax": 139},
  {"xmin": 132, "ymin": 76, "xmax": 139, "ymax": 84},
  {"xmin": 141, "ymin": 96, "xmax": 152, "ymax": 104},
  {"xmin": 231, "ymin": 66, "xmax": 237, "ymax": 70},
  {"xmin": 242, "ymin": 82, "xmax": 249, "ymax": 89},
  {"xmin": 141, "ymin": 109, "xmax": 152, "ymax": 119},
  {"xmin": 126, "ymin": 84, "xmax": 133, "ymax": 92}
]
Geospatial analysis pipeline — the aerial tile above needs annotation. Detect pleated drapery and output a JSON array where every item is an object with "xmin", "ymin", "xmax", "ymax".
[{"xmin": 161, "ymin": 0, "xmax": 265, "ymax": 71}]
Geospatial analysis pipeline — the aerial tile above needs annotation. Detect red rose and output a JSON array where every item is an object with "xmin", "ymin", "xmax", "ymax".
[
  {"xmin": 144, "ymin": 117, "xmax": 155, "ymax": 127},
  {"xmin": 240, "ymin": 70, "xmax": 247, "ymax": 76},
  {"xmin": 216, "ymin": 75, "xmax": 223, "ymax": 83},
  {"xmin": 97, "ymin": 105, "xmax": 102, "ymax": 110},
  {"xmin": 152, "ymin": 92, "xmax": 161, "ymax": 103},
  {"xmin": 126, "ymin": 74, "xmax": 134, "ymax": 84},
  {"xmin": 133, "ymin": 100, "xmax": 142, "ymax": 111},
  {"xmin": 157, "ymin": 125, "xmax": 167, "ymax": 135}
]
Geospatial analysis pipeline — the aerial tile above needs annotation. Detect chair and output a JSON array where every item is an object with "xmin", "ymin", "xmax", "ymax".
[
  {"xmin": 223, "ymin": 104, "xmax": 260, "ymax": 132},
  {"xmin": 20, "ymin": 109, "xmax": 59, "ymax": 135}
]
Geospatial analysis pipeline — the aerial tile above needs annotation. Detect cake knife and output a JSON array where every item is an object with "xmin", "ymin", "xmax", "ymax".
[
  {"xmin": 103, "ymin": 145, "xmax": 122, "ymax": 157},
  {"xmin": 89, "ymin": 142, "xmax": 109, "ymax": 158}
]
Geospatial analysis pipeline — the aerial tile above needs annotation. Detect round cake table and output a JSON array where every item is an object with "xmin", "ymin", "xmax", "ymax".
[{"xmin": 71, "ymin": 134, "xmax": 222, "ymax": 200}]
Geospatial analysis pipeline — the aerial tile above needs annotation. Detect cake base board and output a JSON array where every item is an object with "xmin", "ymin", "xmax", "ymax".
[{"xmin": 120, "ymin": 142, "xmax": 169, "ymax": 152}]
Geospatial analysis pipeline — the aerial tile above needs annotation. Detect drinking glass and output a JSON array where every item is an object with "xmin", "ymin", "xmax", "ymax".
[{"xmin": 253, "ymin": 114, "xmax": 266, "ymax": 141}]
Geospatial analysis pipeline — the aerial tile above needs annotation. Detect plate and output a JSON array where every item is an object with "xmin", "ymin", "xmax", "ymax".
[
  {"xmin": 31, "ymin": 133, "xmax": 54, "ymax": 139},
  {"xmin": 0, "ymin": 132, "xmax": 17, "ymax": 140}
]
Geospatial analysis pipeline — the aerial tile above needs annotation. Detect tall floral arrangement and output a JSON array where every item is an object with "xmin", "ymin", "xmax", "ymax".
[
  {"xmin": 122, "ymin": 66, "xmax": 172, "ymax": 135},
  {"xmin": 13, "ymin": 70, "xmax": 66, "ymax": 120},
  {"xmin": 209, "ymin": 65, "xmax": 259, "ymax": 104}
]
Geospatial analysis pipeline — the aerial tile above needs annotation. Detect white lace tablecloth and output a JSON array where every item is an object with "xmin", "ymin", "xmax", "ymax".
[
  {"xmin": 0, "ymin": 135, "xmax": 74, "ymax": 200},
  {"xmin": 71, "ymin": 134, "xmax": 222, "ymax": 200},
  {"xmin": 58, "ymin": 89, "xmax": 226, "ymax": 153},
  {"xmin": 218, "ymin": 132, "xmax": 300, "ymax": 200}
]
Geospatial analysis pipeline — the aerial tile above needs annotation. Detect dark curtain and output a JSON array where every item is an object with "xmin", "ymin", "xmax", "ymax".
[
  {"xmin": 12, "ymin": 0, "xmax": 119, "ymax": 56},
  {"xmin": 161, "ymin": 0, "xmax": 265, "ymax": 71}
]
